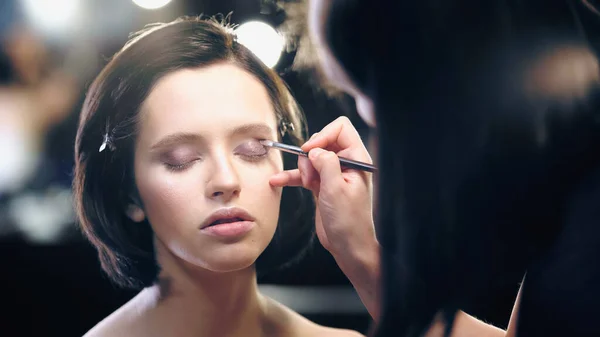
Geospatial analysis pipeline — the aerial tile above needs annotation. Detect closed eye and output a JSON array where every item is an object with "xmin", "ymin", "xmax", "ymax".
[
  {"xmin": 234, "ymin": 140, "xmax": 269, "ymax": 161},
  {"xmin": 164, "ymin": 161, "xmax": 196, "ymax": 171},
  {"xmin": 160, "ymin": 148, "xmax": 201, "ymax": 172}
]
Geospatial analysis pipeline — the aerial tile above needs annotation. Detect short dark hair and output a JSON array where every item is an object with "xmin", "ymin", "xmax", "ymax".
[{"xmin": 73, "ymin": 16, "xmax": 315, "ymax": 289}]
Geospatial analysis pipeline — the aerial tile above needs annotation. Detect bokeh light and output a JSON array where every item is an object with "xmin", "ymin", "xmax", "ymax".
[
  {"xmin": 20, "ymin": 0, "xmax": 81, "ymax": 34},
  {"xmin": 235, "ymin": 21, "xmax": 284, "ymax": 69},
  {"xmin": 132, "ymin": 0, "xmax": 172, "ymax": 10}
]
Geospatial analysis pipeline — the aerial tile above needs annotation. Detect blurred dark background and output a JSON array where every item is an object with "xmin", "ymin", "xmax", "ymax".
[{"xmin": 0, "ymin": 0, "xmax": 520, "ymax": 336}]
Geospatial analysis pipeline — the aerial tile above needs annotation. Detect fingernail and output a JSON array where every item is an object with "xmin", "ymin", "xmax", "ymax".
[{"xmin": 303, "ymin": 133, "xmax": 319, "ymax": 149}]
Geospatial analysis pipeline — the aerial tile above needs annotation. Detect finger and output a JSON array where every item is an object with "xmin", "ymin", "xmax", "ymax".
[
  {"xmin": 302, "ymin": 116, "xmax": 361, "ymax": 153},
  {"xmin": 298, "ymin": 156, "xmax": 321, "ymax": 193},
  {"xmin": 269, "ymin": 169, "xmax": 303, "ymax": 187},
  {"xmin": 302, "ymin": 117, "xmax": 372, "ymax": 163},
  {"xmin": 308, "ymin": 148, "xmax": 345, "ymax": 194}
]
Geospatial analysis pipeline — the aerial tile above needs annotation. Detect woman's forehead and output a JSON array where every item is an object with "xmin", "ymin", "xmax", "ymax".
[{"xmin": 138, "ymin": 64, "xmax": 278, "ymax": 137}]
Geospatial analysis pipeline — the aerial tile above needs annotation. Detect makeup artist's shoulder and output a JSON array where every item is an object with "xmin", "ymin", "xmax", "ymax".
[{"xmin": 265, "ymin": 298, "xmax": 365, "ymax": 337}]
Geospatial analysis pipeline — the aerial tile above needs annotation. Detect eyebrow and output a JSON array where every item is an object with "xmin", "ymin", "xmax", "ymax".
[
  {"xmin": 149, "ymin": 123, "xmax": 275, "ymax": 151},
  {"xmin": 150, "ymin": 132, "xmax": 204, "ymax": 151},
  {"xmin": 230, "ymin": 123, "xmax": 274, "ymax": 137}
]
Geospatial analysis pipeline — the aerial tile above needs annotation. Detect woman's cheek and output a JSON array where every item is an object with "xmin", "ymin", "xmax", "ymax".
[{"xmin": 137, "ymin": 166, "xmax": 202, "ymax": 212}]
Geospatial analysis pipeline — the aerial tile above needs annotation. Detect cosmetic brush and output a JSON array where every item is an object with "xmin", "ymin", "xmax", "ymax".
[{"xmin": 260, "ymin": 140, "xmax": 377, "ymax": 173}]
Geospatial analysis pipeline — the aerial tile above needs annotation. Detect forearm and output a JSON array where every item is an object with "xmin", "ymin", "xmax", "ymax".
[
  {"xmin": 425, "ymin": 311, "xmax": 505, "ymax": 337},
  {"xmin": 331, "ymin": 234, "xmax": 506, "ymax": 337},
  {"xmin": 333, "ymin": 245, "xmax": 505, "ymax": 337},
  {"xmin": 332, "ymin": 237, "xmax": 382, "ymax": 321}
]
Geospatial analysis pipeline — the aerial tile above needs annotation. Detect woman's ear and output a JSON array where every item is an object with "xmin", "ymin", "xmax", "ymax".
[
  {"xmin": 124, "ymin": 184, "xmax": 145, "ymax": 223},
  {"xmin": 126, "ymin": 204, "xmax": 146, "ymax": 223}
]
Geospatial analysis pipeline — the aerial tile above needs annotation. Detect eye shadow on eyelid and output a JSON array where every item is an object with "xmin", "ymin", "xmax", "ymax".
[
  {"xmin": 159, "ymin": 148, "xmax": 198, "ymax": 163},
  {"xmin": 236, "ymin": 140, "xmax": 269, "ymax": 156}
]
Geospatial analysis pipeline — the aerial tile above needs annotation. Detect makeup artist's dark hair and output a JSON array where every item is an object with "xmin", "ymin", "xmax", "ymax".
[
  {"xmin": 73, "ymin": 15, "xmax": 314, "ymax": 289},
  {"xmin": 288, "ymin": 0, "xmax": 600, "ymax": 336}
]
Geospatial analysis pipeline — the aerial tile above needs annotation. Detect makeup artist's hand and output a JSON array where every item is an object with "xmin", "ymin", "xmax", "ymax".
[
  {"xmin": 270, "ymin": 116, "xmax": 375, "ymax": 253},
  {"xmin": 269, "ymin": 116, "xmax": 381, "ymax": 319}
]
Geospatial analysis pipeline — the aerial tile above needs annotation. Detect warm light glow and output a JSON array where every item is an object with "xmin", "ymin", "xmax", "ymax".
[
  {"xmin": 235, "ymin": 21, "xmax": 284, "ymax": 68},
  {"xmin": 20, "ymin": 0, "xmax": 81, "ymax": 33},
  {"xmin": 525, "ymin": 45, "xmax": 599, "ymax": 99},
  {"xmin": 132, "ymin": 0, "xmax": 172, "ymax": 10}
]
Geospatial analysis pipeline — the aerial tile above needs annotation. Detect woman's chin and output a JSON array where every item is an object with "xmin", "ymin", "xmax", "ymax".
[
  {"xmin": 204, "ymin": 258, "xmax": 257, "ymax": 273},
  {"xmin": 189, "ymin": 249, "xmax": 263, "ymax": 273}
]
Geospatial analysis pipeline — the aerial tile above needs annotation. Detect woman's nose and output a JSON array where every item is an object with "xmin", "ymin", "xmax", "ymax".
[{"xmin": 205, "ymin": 155, "xmax": 241, "ymax": 202}]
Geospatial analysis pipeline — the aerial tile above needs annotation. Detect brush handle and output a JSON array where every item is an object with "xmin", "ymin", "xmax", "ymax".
[
  {"xmin": 265, "ymin": 141, "xmax": 377, "ymax": 173},
  {"xmin": 268, "ymin": 142, "xmax": 309, "ymax": 157},
  {"xmin": 338, "ymin": 157, "xmax": 378, "ymax": 173}
]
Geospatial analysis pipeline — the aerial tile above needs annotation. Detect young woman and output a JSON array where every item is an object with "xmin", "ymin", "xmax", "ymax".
[{"xmin": 73, "ymin": 16, "xmax": 363, "ymax": 337}]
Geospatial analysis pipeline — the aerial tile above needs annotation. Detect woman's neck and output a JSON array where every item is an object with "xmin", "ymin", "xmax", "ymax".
[{"xmin": 145, "ymin": 239, "xmax": 269, "ymax": 337}]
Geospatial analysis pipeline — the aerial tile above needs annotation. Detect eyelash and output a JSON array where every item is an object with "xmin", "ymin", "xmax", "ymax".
[
  {"xmin": 163, "ymin": 141, "xmax": 269, "ymax": 172},
  {"xmin": 164, "ymin": 162, "xmax": 195, "ymax": 172},
  {"xmin": 236, "ymin": 152, "xmax": 268, "ymax": 162},
  {"xmin": 164, "ymin": 154, "xmax": 265, "ymax": 172}
]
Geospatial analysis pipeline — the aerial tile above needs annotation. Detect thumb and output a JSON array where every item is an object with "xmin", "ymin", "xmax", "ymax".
[{"xmin": 308, "ymin": 148, "xmax": 345, "ymax": 193}]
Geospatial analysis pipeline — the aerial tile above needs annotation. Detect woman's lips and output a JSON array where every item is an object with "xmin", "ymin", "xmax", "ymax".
[
  {"xmin": 200, "ymin": 220, "xmax": 255, "ymax": 237},
  {"xmin": 200, "ymin": 207, "xmax": 256, "ymax": 238}
]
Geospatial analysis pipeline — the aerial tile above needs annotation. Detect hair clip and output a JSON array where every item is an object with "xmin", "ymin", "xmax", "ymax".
[
  {"xmin": 279, "ymin": 120, "xmax": 295, "ymax": 137},
  {"xmin": 99, "ymin": 119, "xmax": 116, "ymax": 153},
  {"xmin": 98, "ymin": 133, "xmax": 115, "ymax": 153}
]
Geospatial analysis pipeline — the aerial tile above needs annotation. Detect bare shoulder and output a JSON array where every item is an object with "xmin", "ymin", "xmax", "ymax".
[
  {"xmin": 82, "ymin": 308, "xmax": 132, "ymax": 337},
  {"xmin": 82, "ymin": 288, "xmax": 157, "ymax": 337},
  {"xmin": 82, "ymin": 316, "xmax": 127, "ymax": 337},
  {"xmin": 293, "ymin": 317, "xmax": 365, "ymax": 337},
  {"xmin": 311, "ymin": 325, "xmax": 365, "ymax": 337},
  {"xmin": 262, "ymin": 297, "xmax": 365, "ymax": 337}
]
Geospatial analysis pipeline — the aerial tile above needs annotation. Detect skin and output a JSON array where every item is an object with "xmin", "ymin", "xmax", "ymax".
[
  {"xmin": 134, "ymin": 64, "xmax": 283, "ymax": 274},
  {"xmin": 84, "ymin": 63, "xmax": 363, "ymax": 337},
  {"xmin": 271, "ymin": 1, "xmax": 520, "ymax": 336}
]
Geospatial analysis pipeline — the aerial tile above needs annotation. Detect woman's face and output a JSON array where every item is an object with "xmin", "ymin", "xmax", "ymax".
[{"xmin": 133, "ymin": 63, "xmax": 284, "ymax": 273}]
